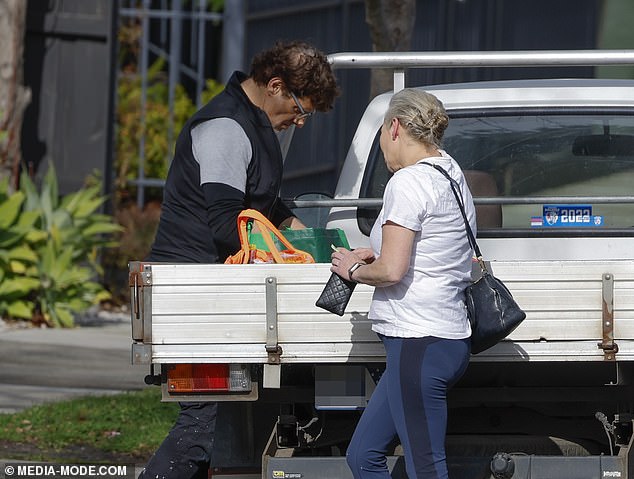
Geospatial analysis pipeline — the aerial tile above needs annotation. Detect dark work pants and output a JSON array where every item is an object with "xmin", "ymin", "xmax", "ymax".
[
  {"xmin": 138, "ymin": 401, "xmax": 218, "ymax": 479},
  {"xmin": 346, "ymin": 335, "xmax": 470, "ymax": 479}
]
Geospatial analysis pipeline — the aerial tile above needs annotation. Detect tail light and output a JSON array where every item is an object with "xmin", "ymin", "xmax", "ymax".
[{"xmin": 167, "ymin": 364, "xmax": 251, "ymax": 393}]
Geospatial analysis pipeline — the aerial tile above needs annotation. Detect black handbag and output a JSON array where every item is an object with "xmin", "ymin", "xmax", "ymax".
[
  {"xmin": 315, "ymin": 272, "xmax": 357, "ymax": 316},
  {"xmin": 422, "ymin": 162, "xmax": 526, "ymax": 354}
]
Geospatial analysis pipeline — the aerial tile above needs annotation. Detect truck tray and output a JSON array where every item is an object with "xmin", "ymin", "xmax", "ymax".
[{"xmin": 129, "ymin": 261, "xmax": 634, "ymax": 364}]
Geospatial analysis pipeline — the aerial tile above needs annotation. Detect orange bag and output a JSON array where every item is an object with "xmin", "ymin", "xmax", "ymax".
[{"xmin": 224, "ymin": 209, "xmax": 315, "ymax": 264}]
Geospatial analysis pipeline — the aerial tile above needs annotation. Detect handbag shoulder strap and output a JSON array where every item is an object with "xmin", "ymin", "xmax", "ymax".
[{"xmin": 419, "ymin": 162, "xmax": 484, "ymax": 263}]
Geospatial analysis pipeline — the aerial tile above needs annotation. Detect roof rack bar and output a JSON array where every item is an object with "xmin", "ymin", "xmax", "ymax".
[
  {"xmin": 284, "ymin": 196, "xmax": 634, "ymax": 209},
  {"xmin": 328, "ymin": 50, "xmax": 634, "ymax": 70}
]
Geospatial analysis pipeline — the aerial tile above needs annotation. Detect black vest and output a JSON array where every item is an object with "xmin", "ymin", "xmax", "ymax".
[{"xmin": 148, "ymin": 72, "xmax": 285, "ymax": 263}]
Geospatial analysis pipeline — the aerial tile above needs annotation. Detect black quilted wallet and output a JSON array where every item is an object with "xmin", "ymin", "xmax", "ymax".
[{"xmin": 315, "ymin": 273, "xmax": 357, "ymax": 316}]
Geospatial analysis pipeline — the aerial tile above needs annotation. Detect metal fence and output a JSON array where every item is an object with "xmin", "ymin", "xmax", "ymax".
[{"xmin": 118, "ymin": 0, "xmax": 243, "ymax": 207}]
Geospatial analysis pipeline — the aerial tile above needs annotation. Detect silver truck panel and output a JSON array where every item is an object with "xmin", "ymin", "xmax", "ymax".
[{"xmin": 131, "ymin": 261, "xmax": 634, "ymax": 364}]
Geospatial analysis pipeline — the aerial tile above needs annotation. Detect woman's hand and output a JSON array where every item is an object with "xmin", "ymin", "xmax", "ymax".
[
  {"xmin": 350, "ymin": 248, "xmax": 375, "ymax": 264},
  {"xmin": 330, "ymin": 248, "xmax": 367, "ymax": 281},
  {"xmin": 331, "ymin": 223, "xmax": 414, "ymax": 287}
]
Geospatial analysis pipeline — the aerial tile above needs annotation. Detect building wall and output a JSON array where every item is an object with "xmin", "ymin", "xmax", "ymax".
[{"xmin": 21, "ymin": 0, "xmax": 117, "ymax": 196}]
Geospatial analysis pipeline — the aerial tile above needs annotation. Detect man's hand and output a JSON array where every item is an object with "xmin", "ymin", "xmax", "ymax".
[{"xmin": 279, "ymin": 216, "xmax": 306, "ymax": 230}]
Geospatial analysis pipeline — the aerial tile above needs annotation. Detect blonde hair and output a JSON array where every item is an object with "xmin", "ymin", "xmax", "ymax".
[{"xmin": 384, "ymin": 89, "xmax": 449, "ymax": 148}]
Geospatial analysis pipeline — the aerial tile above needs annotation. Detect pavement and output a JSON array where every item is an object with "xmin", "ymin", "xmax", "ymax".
[
  {"xmin": 1, "ymin": 311, "xmax": 273, "ymax": 477},
  {"xmin": 0, "ymin": 307, "xmax": 148, "ymax": 414},
  {"xmin": 0, "ymin": 308, "xmax": 152, "ymax": 474}
]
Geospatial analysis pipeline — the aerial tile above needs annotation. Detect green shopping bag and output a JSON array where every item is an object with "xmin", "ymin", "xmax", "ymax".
[{"xmin": 250, "ymin": 227, "xmax": 350, "ymax": 263}]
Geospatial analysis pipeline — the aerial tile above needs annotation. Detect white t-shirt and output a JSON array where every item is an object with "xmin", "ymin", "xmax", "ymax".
[{"xmin": 368, "ymin": 150, "xmax": 476, "ymax": 339}]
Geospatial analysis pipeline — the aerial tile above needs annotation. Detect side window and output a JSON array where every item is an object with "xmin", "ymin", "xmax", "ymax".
[
  {"xmin": 356, "ymin": 112, "xmax": 634, "ymax": 237},
  {"xmin": 357, "ymin": 129, "xmax": 391, "ymax": 235},
  {"xmin": 444, "ymin": 113, "xmax": 634, "ymax": 234},
  {"xmin": 356, "ymin": 126, "xmax": 504, "ymax": 236}
]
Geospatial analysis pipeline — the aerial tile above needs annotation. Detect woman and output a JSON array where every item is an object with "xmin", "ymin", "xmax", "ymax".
[{"xmin": 330, "ymin": 88, "xmax": 476, "ymax": 479}]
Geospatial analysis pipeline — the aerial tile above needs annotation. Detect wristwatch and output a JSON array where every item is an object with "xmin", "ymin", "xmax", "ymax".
[{"xmin": 347, "ymin": 262, "xmax": 365, "ymax": 282}]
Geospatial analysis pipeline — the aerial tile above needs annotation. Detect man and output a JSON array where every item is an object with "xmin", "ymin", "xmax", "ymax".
[{"xmin": 139, "ymin": 40, "xmax": 339, "ymax": 478}]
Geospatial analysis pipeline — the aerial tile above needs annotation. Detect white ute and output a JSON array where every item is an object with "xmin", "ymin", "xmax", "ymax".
[{"xmin": 130, "ymin": 50, "xmax": 634, "ymax": 479}]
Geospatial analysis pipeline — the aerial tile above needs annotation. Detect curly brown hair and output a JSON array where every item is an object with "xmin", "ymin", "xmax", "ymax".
[{"xmin": 250, "ymin": 40, "xmax": 340, "ymax": 112}]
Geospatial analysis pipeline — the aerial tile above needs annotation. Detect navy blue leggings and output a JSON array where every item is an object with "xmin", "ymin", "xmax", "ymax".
[{"xmin": 346, "ymin": 335, "xmax": 470, "ymax": 479}]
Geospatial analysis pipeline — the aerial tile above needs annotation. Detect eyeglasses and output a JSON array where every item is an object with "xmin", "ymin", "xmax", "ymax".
[{"xmin": 289, "ymin": 91, "xmax": 314, "ymax": 121}]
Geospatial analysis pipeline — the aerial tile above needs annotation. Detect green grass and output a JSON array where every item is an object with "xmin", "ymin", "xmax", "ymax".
[{"xmin": 0, "ymin": 387, "xmax": 178, "ymax": 460}]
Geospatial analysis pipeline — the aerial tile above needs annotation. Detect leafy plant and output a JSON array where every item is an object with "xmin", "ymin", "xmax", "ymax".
[
  {"xmin": 102, "ymin": 202, "xmax": 162, "ymax": 304},
  {"xmin": 115, "ymin": 60, "xmax": 224, "ymax": 206},
  {"xmin": 0, "ymin": 165, "xmax": 122, "ymax": 327},
  {"xmin": 111, "ymin": 202, "xmax": 161, "ymax": 269},
  {"xmin": 0, "ymin": 177, "xmax": 40, "ymax": 320}
]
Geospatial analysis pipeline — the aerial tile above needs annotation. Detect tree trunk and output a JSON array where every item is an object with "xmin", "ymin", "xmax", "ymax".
[
  {"xmin": 0, "ymin": 0, "xmax": 31, "ymax": 191},
  {"xmin": 365, "ymin": 0, "xmax": 416, "ymax": 99}
]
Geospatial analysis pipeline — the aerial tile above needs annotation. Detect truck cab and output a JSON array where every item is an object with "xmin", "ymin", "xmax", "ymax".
[{"xmin": 327, "ymin": 78, "xmax": 634, "ymax": 262}]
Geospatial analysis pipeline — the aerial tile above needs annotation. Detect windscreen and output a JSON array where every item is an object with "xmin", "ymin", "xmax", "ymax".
[{"xmin": 358, "ymin": 111, "xmax": 634, "ymax": 236}]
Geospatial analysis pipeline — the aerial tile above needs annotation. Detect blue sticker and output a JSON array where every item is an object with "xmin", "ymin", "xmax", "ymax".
[{"xmin": 531, "ymin": 205, "xmax": 603, "ymax": 227}]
